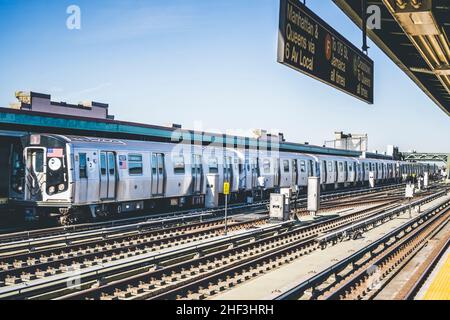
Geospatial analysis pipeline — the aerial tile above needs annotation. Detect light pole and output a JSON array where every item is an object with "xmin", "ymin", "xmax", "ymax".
[{"xmin": 224, "ymin": 181, "xmax": 230, "ymax": 235}]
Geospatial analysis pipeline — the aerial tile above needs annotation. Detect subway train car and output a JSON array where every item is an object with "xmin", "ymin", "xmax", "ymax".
[{"xmin": 19, "ymin": 133, "xmax": 429, "ymax": 224}]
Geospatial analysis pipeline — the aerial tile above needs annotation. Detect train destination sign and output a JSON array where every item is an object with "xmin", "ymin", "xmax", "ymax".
[{"xmin": 277, "ymin": 0, "xmax": 374, "ymax": 104}]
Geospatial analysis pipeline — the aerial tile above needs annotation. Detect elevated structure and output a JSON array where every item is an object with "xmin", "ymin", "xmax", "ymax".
[
  {"xmin": 402, "ymin": 152, "xmax": 448, "ymax": 163},
  {"xmin": 0, "ymin": 91, "xmax": 392, "ymax": 159},
  {"xmin": 325, "ymin": 132, "xmax": 368, "ymax": 152},
  {"xmin": 334, "ymin": 0, "xmax": 450, "ymax": 116},
  {"xmin": 10, "ymin": 91, "xmax": 114, "ymax": 120}
]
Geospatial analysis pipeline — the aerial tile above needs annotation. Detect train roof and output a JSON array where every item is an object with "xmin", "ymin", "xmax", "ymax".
[
  {"xmin": 25, "ymin": 134, "xmax": 403, "ymax": 163},
  {"xmin": 1, "ymin": 107, "xmax": 394, "ymax": 160}
]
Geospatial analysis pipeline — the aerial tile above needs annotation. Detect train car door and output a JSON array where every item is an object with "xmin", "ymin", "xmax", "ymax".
[
  {"xmin": 24, "ymin": 147, "xmax": 46, "ymax": 201},
  {"xmin": 292, "ymin": 159, "xmax": 298, "ymax": 186},
  {"xmin": 223, "ymin": 156, "xmax": 232, "ymax": 188},
  {"xmin": 99, "ymin": 152, "xmax": 116, "ymax": 200},
  {"xmin": 77, "ymin": 152, "xmax": 88, "ymax": 203},
  {"xmin": 240, "ymin": 158, "xmax": 247, "ymax": 190},
  {"xmin": 344, "ymin": 161, "xmax": 348, "ymax": 181},
  {"xmin": 251, "ymin": 158, "xmax": 258, "ymax": 188},
  {"xmin": 191, "ymin": 154, "xmax": 202, "ymax": 194},
  {"xmin": 309, "ymin": 160, "xmax": 314, "ymax": 177},
  {"xmin": 322, "ymin": 161, "xmax": 327, "ymax": 184},
  {"xmin": 151, "ymin": 153, "xmax": 165, "ymax": 196},
  {"xmin": 274, "ymin": 158, "xmax": 280, "ymax": 187},
  {"xmin": 334, "ymin": 161, "xmax": 338, "ymax": 182},
  {"xmin": 299, "ymin": 160, "xmax": 307, "ymax": 185},
  {"xmin": 0, "ymin": 142, "xmax": 10, "ymax": 202},
  {"xmin": 362, "ymin": 163, "xmax": 365, "ymax": 181}
]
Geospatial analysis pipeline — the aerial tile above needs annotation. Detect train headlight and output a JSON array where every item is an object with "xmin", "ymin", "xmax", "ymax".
[
  {"xmin": 58, "ymin": 184, "xmax": 65, "ymax": 191},
  {"xmin": 49, "ymin": 186, "xmax": 55, "ymax": 194}
]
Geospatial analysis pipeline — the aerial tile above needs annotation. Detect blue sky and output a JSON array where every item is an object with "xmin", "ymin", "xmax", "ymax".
[{"xmin": 0, "ymin": 0, "xmax": 448, "ymax": 154}]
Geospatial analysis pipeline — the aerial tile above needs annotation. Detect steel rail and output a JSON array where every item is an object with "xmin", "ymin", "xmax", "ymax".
[
  {"xmin": 322, "ymin": 207, "xmax": 450, "ymax": 300},
  {"xmin": 0, "ymin": 183, "xmax": 410, "ymax": 254},
  {"xmin": 0, "ymin": 217, "xmax": 268, "ymax": 287},
  {"xmin": 273, "ymin": 194, "xmax": 450, "ymax": 300},
  {"xmin": 0, "ymin": 182, "xmax": 407, "ymax": 243},
  {"xmin": 402, "ymin": 236, "xmax": 450, "ymax": 300},
  {"xmin": 0, "ymin": 222, "xmax": 294, "ymax": 299},
  {"xmin": 57, "ymin": 199, "xmax": 417, "ymax": 300}
]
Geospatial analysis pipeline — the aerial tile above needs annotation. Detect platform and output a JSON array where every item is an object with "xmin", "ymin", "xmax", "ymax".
[{"xmin": 416, "ymin": 248, "xmax": 450, "ymax": 300}]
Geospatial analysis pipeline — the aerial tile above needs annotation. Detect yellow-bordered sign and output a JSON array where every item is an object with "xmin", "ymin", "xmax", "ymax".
[{"xmin": 223, "ymin": 182, "xmax": 230, "ymax": 195}]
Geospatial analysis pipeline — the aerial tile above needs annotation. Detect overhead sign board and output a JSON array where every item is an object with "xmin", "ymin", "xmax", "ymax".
[{"xmin": 278, "ymin": 0, "xmax": 374, "ymax": 104}]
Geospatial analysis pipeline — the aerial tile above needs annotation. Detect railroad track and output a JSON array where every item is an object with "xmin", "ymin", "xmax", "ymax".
[
  {"xmin": 54, "ymin": 194, "xmax": 437, "ymax": 300},
  {"xmin": 384, "ymin": 221, "xmax": 450, "ymax": 300},
  {"xmin": 0, "ymin": 184, "xmax": 444, "ymax": 300},
  {"xmin": 0, "ymin": 183, "xmax": 412, "ymax": 257},
  {"xmin": 273, "ymin": 191, "xmax": 450, "ymax": 300},
  {"xmin": 293, "ymin": 188, "xmax": 438, "ymax": 217},
  {"xmin": 0, "ymin": 201, "xmax": 267, "ymax": 245},
  {"xmin": 0, "ymin": 182, "xmax": 408, "ymax": 244},
  {"xmin": 0, "ymin": 184, "xmax": 413, "ymax": 293},
  {"xmin": 0, "ymin": 216, "xmax": 268, "ymax": 289}
]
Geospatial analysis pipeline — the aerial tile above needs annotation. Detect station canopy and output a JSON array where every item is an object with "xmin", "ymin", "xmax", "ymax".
[{"xmin": 334, "ymin": 0, "xmax": 450, "ymax": 116}]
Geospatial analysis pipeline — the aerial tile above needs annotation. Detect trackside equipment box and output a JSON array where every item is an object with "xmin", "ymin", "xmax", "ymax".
[
  {"xmin": 269, "ymin": 193, "xmax": 289, "ymax": 221},
  {"xmin": 307, "ymin": 177, "xmax": 320, "ymax": 213}
]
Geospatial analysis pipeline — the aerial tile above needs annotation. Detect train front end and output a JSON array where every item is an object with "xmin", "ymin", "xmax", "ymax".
[{"xmin": 21, "ymin": 134, "xmax": 72, "ymax": 219}]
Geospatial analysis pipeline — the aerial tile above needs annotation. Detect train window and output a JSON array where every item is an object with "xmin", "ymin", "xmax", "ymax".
[
  {"xmin": 108, "ymin": 153, "xmax": 115, "ymax": 175},
  {"xmin": 263, "ymin": 159, "xmax": 271, "ymax": 174},
  {"xmin": 158, "ymin": 154, "xmax": 164, "ymax": 174},
  {"xmin": 309, "ymin": 160, "xmax": 314, "ymax": 176},
  {"xmin": 349, "ymin": 163, "xmax": 353, "ymax": 172},
  {"xmin": 327, "ymin": 162, "xmax": 333, "ymax": 172},
  {"xmin": 152, "ymin": 154, "xmax": 157, "ymax": 175},
  {"xmin": 173, "ymin": 155, "xmax": 185, "ymax": 174},
  {"xmin": 253, "ymin": 160, "xmax": 259, "ymax": 174},
  {"xmin": 79, "ymin": 153, "xmax": 87, "ymax": 178},
  {"xmin": 292, "ymin": 160, "xmax": 298, "ymax": 172},
  {"xmin": 339, "ymin": 162, "xmax": 343, "ymax": 172},
  {"xmin": 209, "ymin": 157, "xmax": 218, "ymax": 174},
  {"xmin": 33, "ymin": 151, "xmax": 44, "ymax": 173},
  {"xmin": 223, "ymin": 157, "xmax": 232, "ymax": 175},
  {"xmin": 128, "ymin": 154, "xmax": 143, "ymax": 175},
  {"xmin": 100, "ymin": 153, "xmax": 107, "ymax": 175},
  {"xmin": 283, "ymin": 160, "xmax": 290, "ymax": 173},
  {"xmin": 238, "ymin": 161, "xmax": 244, "ymax": 174},
  {"xmin": 300, "ymin": 161, "xmax": 306, "ymax": 173}
]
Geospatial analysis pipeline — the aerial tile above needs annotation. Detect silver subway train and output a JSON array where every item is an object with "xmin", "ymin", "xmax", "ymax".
[{"xmin": 20, "ymin": 134, "xmax": 437, "ymax": 223}]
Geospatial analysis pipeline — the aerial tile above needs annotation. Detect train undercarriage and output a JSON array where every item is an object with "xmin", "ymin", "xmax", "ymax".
[{"xmin": 9, "ymin": 178, "xmax": 407, "ymax": 226}]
